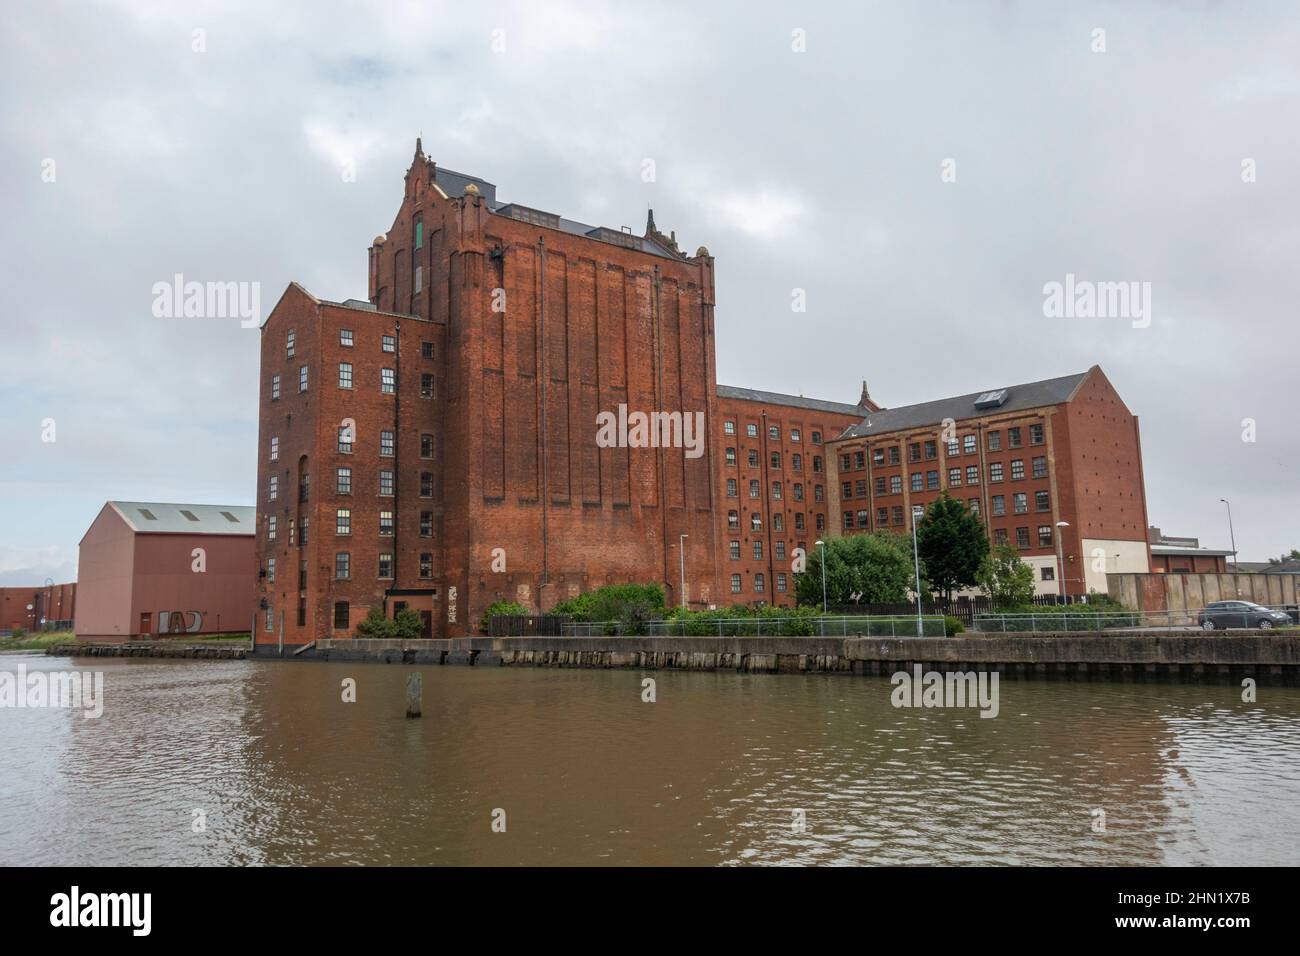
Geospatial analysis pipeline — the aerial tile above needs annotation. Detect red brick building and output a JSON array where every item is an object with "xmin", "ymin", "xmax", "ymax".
[
  {"xmin": 0, "ymin": 582, "xmax": 76, "ymax": 633},
  {"xmin": 253, "ymin": 143, "xmax": 1152, "ymax": 645},
  {"xmin": 826, "ymin": 367, "xmax": 1151, "ymax": 595}
]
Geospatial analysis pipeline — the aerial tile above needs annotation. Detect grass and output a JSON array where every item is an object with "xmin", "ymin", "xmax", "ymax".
[{"xmin": 0, "ymin": 629, "xmax": 74, "ymax": 651}]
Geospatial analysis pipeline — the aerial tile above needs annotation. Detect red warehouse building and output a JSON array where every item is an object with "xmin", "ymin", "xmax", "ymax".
[
  {"xmin": 75, "ymin": 501, "xmax": 257, "ymax": 641},
  {"xmin": 0, "ymin": 582, "xmax": 76, "ymax": 633}
]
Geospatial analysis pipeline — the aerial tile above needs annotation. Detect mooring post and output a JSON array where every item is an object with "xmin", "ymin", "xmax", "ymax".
[{"xmin": 405, "ymin": 672, "xmax": 422, "ymax": 718}]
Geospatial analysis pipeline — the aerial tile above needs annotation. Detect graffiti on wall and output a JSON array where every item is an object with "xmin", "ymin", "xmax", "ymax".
[{"xmin": 158, "ymin": 611, "xmax": 204, "ymax": 634}]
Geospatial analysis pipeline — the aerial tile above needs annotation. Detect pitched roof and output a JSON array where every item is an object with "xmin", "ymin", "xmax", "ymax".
[
  {"xmin": 716, "ymin": 384, "xmax": 868, "ymax": 417},
  {"xmin": 838, "ymin": 371, "xmax": 1090, "ymax": 440},
  {"xmin": 108, "ymin": 502, "xmax": 256, "ymax": 535}
]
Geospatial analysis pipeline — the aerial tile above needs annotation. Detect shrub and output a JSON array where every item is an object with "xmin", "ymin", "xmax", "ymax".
[
  {"xmin": 356, "ymin": 607, "xmax": 395, "ymax": 640},
  {"xmin": 944, "ymin": 615, "xmax": 965, "ymax": 637},
  {"xmin": 551, "ymin": 583, "xmax": 664, "ymax": 623},
  {"xmin": 479, "ymin": 601, "xmax": 529, "ymax": 634}
]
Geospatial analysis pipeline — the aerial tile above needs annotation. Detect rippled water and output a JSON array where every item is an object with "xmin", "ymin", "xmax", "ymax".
[{"xmin": 2, "ymin": 652, "xmax": 1298, "ymax": 865}]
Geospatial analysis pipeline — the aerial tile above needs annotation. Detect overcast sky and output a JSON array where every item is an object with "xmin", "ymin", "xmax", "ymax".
[{"xmin": 2, "ymin": 0, "xmax": 1297, "ymax": 586}]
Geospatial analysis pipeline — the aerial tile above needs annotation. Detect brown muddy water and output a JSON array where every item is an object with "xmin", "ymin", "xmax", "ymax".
[{"xmin": 2, "ymin": 653, "xmax": 1298, "ymax": 865}]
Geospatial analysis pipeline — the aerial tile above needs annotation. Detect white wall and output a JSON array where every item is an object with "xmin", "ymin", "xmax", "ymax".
[{"xmin": 1080, "ymin": 538, "xmax": 1150, "ymax": 594}]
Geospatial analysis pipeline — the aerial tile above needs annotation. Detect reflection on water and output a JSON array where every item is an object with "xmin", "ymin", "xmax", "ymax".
[{"xmin": 2, "ymin": 653, "xmax": 1298, "ymax": 865}]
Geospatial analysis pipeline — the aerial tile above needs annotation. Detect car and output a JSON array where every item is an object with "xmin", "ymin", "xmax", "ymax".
[{"xmin": 1197, "ymin": 601, "xmax": 1292, "ymax": 630}]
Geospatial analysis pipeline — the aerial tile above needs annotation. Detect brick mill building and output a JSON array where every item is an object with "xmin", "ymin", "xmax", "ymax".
[{"xmin": 254, "ymin": 141, "xmax": 1150, "ymax": 645}]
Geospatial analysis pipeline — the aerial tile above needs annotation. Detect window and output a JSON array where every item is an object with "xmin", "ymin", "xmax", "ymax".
[
  {"xmin": 842, "ymin": 481, "xmax": 853, "ymax": 499},
  {"xmin": 857, "ymin": 509, "xmax": 869, "ymax": 528},
  {"xmin": 947, "ymin": 439, "xmax": 959, "ymax": 457},
  {"xmin": 855, "ymin": 480, "xmax": 866, "ymax": 497},
  {"xmin": 415, "ymin": 218, "xmax": 423, "ymax": 250},
  {"xmin": 336, "ymin": 509, "xmax": 351, "ymax": 535},
  {"xmin": 873, "ymin": 448, "xmax": 885, "ymax": 465},
  {"xmin": 271, "ymin": 374, "xmax": 281, "ymax": 401},
  {"xmin": 333, "ymin": 602, "xmax": 349, "ymax": 629},
  {"xmin": 299, "ymin": 518, "xmax": 309, "ymax": 546},
  {"xmin": 421, "ymin": 341, "xmax": 434, "ymax": 359},
  {"xmin": 267, "ymin": 557, "xmax": 276, "ymax": 583},
  {"xmin": 815, "ymin": 513, "xmax": 825, "ymax": 532},
  {"xmin": 379, "ymin": 511, "xmax": 394, "ymax": 535},
  {"xmin": 990, "ymin": 462, "xmax": 1003, "ymax": 482},
  {"xmin": 382, "ymin": 334, "xmax": 396, "ymax": 353},
  {"xmin": 794, "ymin": 483, "xmax": 804, "ymax": 501},
  {"xmin": 843, "ymin": 511, "xmax": 854, "ymax": 529},
  {"xmin": 754, "ymin": 573, "xmax": 765, "ymax": 593},
  {"xmin": 420, "ymin": 472, "xmax": 434, "ymax": 497},
  {"xmin": 286, "ymin": 330, "xmax": 295, "ymax": 358},
  {"xmin": 771, "ymin": 452, "xmax": 781, "ymax": 469},
  {"xmin": 725, "ymin": 447, "xmax": 737, "ymax": 466},
  {"xmin": 1029, "ymin": 424, "xmax": 1044, "ymax": 445},
  {"xmin": 337, "ymin": 425, "xmax": 352, "ymax": 454},
  {"xmin": 420, "ymin": 553, "xmax": 433, "ymax": 578},
  {"xmin": 891, "ymin": 505, "xmax": 903, "ymax": 525},
  {"xmin": 966, "ymin": 465, "xmax": 979, "ymax": 485},
  {"xmin": 1038, "ymin": 525, "xmax": 1053, "ymax": 547},
  {"xmin": 298, "ymin": 471, "xmax": 309, "ymax": 503},
  {"xmin": 420, "ymin": 511, "xmax": 433, "ymax": 536},
  {"xmin": 908, "ymin": 443, "xmax": 921, "ymax": 462},
  {"xmin": 794, "ymin": 512, "xmax": 805, "ymax": 530},
  {"xmin": 728, "ymin": 510, "xmax": 739, "ymax": 530},
  {"xmin": 1041, "ymin": 566, "xmax": 1055, "ymax": 581},
  {"xmin": 421, "ymin": 434, "xmax": 434, "ymax": 458},
  {"xmin": 726, "ymin": 479, "xmax": 738, "ymax": 498},
  {"xmin": 949, "ymin": 467, "xmax": 962, "ymax": 487},
  {"xmin": 746, "ymin": 423, "xmax": 758, "ymax": 438},
  {"xmin": 994, "ymin": 528, "xmax": 1008, "ymax": 546},
  {"xmin": 379, "ymin": 470, "xmax": 393, "ymax": 496},
  {"xmin": 414, "ymin": 266, "xmax": 422, "ymax": 294},
  {"xmin": 421, "ymin": 373, "xmax": 435, "ymax": 399},
  {"xmin": 268, "ymin": 516, "xmax": 277, "ymax": 540},
  {"xmin": 1016, "ymin": 527, "xmax": 1031, "ymax": 549},
  {"xmin": 338, "ymin": 363, "xmax": 353, "ymax": 389},
  {"xmin": 841, "ymin": 454, "xmax": 852, "ymax": 471},
  {"xmin": 751, "ymin": 514, "xmax": 762, "ymax": 531},
  {"xmin": 768, "ymin": 425, "xmax": 780, "ymax": 440},
  {"xmin": 1014, "ymin": 492, "xmax": 1028, "ymax": 514},
  {"xmin": 340, "ymin": 329, "xmax": 353, "ymax": 348},
  {"xmin": 335, "ymin": 552, "xmax": 351, "ymax": 580},
  {"xmin": 749, "ymin": 480, "xmax": 760, "ymax": 498},
  {"xmin": 772, "ymin": 481, "xmax": 782, "ymax": 500},
  {"xmin": 775, "ymin": 540, "xmax": 786, "ymax": 559},
  {"xmin": 1008, "ymin": 427, "xmax": 1022, "ymax": 448},
  {"xmin": 268, "ymin": 475, "xmax": 278, "ymax": 501},
  {"xmin": 890, "ymin": 475, "xmax": 902, "ymax": 494},
  {"xmin": 877, "ymin": 507, "xmax": 889, "ymax": 525},
  {"xmin": 791, "ymin": 429, "xmax": 801, "ymax": 443},
  {"xmin": 299, "ymin": 366, "xmax": 308, "ymax": 392},
  {"xmin": 265, "ymin": 604, "xmax": 274, "ymax": 632},
  {"xmin": 1011, "ymin": 459, "xmax": 1025, "ymax": 481},
  {"xmin": 336, "ymin": 467, "xmax": 352, "ymax": 495},
  {"xmin": 968, "ymin": 497, "xmax": 980, "ymax": 516},
  {"xmin": 724, "ymin": 420, "xmax": 735, "ymax": 435},
  {"xmin": 748, "ymin": 449, "xmax": 759, "ymax": 467},
  {"xmin": 814, "ymin": 484, "xmax": 824, "ymax": 502},
  {"xmin": 792, "ymin": 453, "xmax": 802, "ymax": 471},
  {"xmin": 927, "ymin": 470, "xmax": 939, "ymax": 490},
  {"xmin": 381, "ymin": 368, "xmax": 395, "ymax": 393},
  {"xmin": 887, "ymin": 446, "xmax": 899, "ymax": 464},
  {"xmin": 776, "ymin": 573, "xmax": 787, "ymax": 592},
  {"xmin": 380, "ymin": 431, "xmax": 394, "ymax": 457},
  {"xmin": 854, "ymin": 451, "xmax": 865, "ymax": 469},
  {"xmin": 378, "ymin": 553, "xmax": 394, "ymax": 579},
  {"xmin": 811, "ymin": 431, "xmax": 822, "ymax": 444},
  {"xmin": 924, "ymin": 440, "xmax": 937, "ymax": 460},
  {"xmin": 731, "ymin": 574, "xmax": 742, "ymax": 594},
  {"xmin": 270, "ymin": 436, "xmax": 279, "ymax": 461},
  {"xmin": 963, "ymin": 435, "xmax": 976, "ymax": 455},
  {"xmin": 730, "ymin": 541, "xmax": 741, "ymax": 560},
  {"xmin": 1035, "ymin": 491, "xmax": 1050, "ymax": 512},
  {"xmin": 1032, "ymin": 456, "xmax": 1048, "ymax": 479},
  {"xmin": 875, "ymin": 476, "xmax": 887, "ymax": 495},
  {"xmin": 752, "ymin": 541, "xmax": 763, "ymax": 560},
  {"xmin": 813, "ymin": 456, "xmax": 823, "ymax": 473},
  {"xmin": 988, "ymin": 431, "xmax": 1001, "ymax": 451},
  {"xmin": 992, "ymin": 495, "xmax": 1006, "ymax": 516},
  {"xmin": 911, "ymin": 473, "xmax": 923, "ymax": 492}
]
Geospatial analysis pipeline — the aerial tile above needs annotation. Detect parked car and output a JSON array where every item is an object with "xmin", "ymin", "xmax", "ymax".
[{"xmin": 1197, "ymin": 601, "xmax": 1292, "ymax": 630}]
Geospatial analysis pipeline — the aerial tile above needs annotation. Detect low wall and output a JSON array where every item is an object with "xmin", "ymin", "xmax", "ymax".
[{"xmin": 1109, "ymin": 572, "xmax": 1300, "ymax": 613}]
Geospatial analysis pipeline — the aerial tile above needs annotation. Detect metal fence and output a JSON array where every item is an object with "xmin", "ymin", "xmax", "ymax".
[
  {"xmin": 560, "ymin": 615, "xmax": 949, "ymax": 638},
  {"xmin": 833, "ymin": 594, "xmax": 1090, "ymax": 628},
  {"xmin": 974, "ymin": 604, "xmax": 1300, "ymax": 633}
]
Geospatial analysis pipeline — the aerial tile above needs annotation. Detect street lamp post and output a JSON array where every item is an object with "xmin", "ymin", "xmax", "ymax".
[
  {"xmin": 814, "ymin": 539, "xmax": 827, "ymax": 613},
  {"xmin": 1055, "ymin": 520, "xmax": 1070, "ymax": 601},
  {"xmin": 910, "ymin": 505, "xmax": 924, "ymax": 636},
  {"xmin": 1220, "ymin": 498, "xmax": 1238, "ymax": 567},
  {"xmin": 677, "ymin": 534, "xmax": 688, "ymax": 609}
]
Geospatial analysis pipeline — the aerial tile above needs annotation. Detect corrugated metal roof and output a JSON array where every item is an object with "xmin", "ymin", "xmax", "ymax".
[
  {"xmin": 839, "ymin": 371, "xmax": 1089, "ymax": 440},
  {"xmin": 716, "ymin": 384, "xmax": 867, "ymax": 416},
  {"xmin": 1151, "ymin": 545, "xmax": 1234, "ymax": 557},
  {"xmin": 109, "ymin": 501, "xmax": 256, "ymax": 535}
]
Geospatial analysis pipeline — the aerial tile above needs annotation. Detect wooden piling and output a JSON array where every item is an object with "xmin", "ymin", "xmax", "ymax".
[{"xmin": 405, "ymin": 671, "xmax": 422, "ymax": 718}]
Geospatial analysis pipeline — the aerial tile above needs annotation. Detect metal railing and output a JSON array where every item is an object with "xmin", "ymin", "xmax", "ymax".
[
  {"xmin": 559, "ymin": 615, "xmax": 949, "ymax": 638},
  {"xmin": 973, "ymin": 605, "xmax": 1300, "ymax": 633}
]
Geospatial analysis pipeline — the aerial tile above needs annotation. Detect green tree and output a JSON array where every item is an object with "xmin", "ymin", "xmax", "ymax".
[
  {"xmin": 978, "ymin": 544, "xmax": 1036, "ymax": 608},
  {"xmin": 479, "ymin": 600, "xmax": 529, "ymax": 634},
  {"xmin": 795, "ymin": 532, "xmax": 914, "ymax": 607},
  {"xmin": 916, "ymin": 492, "xmax": 989, "ymax": 600}
]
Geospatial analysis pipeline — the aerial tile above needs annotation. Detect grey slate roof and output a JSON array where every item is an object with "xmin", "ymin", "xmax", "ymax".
[
  {"xmin": 838, "ymin": 371, "xmax": 1090, "ymax": 440},
  {"xmin": 716, "ymin": 384, "xmax": 867, "ymax": 417},
  {"xmin": 109, "ymin": 501, "xmax": 256, "ymax": 535}
]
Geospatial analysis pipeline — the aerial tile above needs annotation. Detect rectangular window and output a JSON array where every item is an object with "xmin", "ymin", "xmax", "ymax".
[
  {"xmin": 992, "ymin": 495, "xmax": 1006, "ymax": 516},
  {"xmin": 724, "ymin": 421, "xmax": 735, "ymax": 435},
  {"xmin": 286, "ymin": 330, "xmax": 295, "ymax": 358},
  {"xmin": 1011, "ymin": 459, "xmax": 1025, "ymax": 481},
  {"xmin": 333, "ymin": 602, "xmax": 349, "ymax": 629},
  {"xmin": 792, "ymin": 453, "xmax": 802, "ymax": 471},
  {"xmin": 271, "ymin": 374, "xmax": 280, "ymax": 401},
  {"xmin": 338, "ymin": 363, "xmax": 353, "ymax": 389},
  {"xmin": 337, "ymin": 426, "xmax": 352, "ymax": 454},
  {"xmin": 948, "ymin": 467, "xmax": 962, "ymax": 487},
  {"xmin": 791, "ymin": 429, "xmax": 801, "ymax": 443},
  {"xmin": 1036, "ymin": 490, "xmax": 1051, "ymax": 512},
  {"xmin": 379, "ymin": 553, "xmax": 394, "ymax": 579},
  {"xmin": 268, "ymin": 475, "xmax": 278, "ymax": 501},
  {"xmin": 947, "ymin": 439, "xmax": 959, "ymax": 457},
  {"xmin": 380, "ymin": 431, "xmax": 395, "ymax": 457},
  {"xmin": 420, "ymin": 553, "xmax": 433, "ymax": 578},
  {"xmin": 414, "ymin": 265, "xmax": 423, "ymax": 294},
  {"xmin": 729, "ymin": 541, "xmax": 741, "ymax": 560},
  {"xmin": 415, "ymin": 220, "xmax": 423, "ymax": 249},
  {"xmin": 772, "ymin": 481, "xmax": 782, "ymax": 500},
  {"xmin": 877, "ymin": 507, "xmax": 889, "ymax": 526},
  {"xmin": 726, "ymin": 479, "xmax": 738, "ymax": 498},
  {"xmin": 746, "ymin": 423, "xmax": 758, "ymax": 437},
  {"xmin": 857, "ymin": 509, "xmax": 869, "ymax": 528},
  {"xmin": 299, "ymin": 517, "xmax": 309, "ymax": 546},
  {"xmin": 814, "ymin": 484, "xmax": 824, "ymax": 502},
  {"xmin": 1029, "ymin": 424, "xmax": 1044, "ymax": 445},
  {"xmin": 749, "ymin": 480, "xmax": 760, "ymax": 498},
  {"xmin": 421, "ymin": 373, "xmax": 435, "ymax": 398},
  {"xmin": 875, "ymin": 476, "xmax": 886, "ymax": 495},
  {"xmin": 336, "ymin": 467, "xmax": 352, "ymax": 495},
  {"xmin": 382, "ymin": 334, "xmax": 396, "ymax": 353},
  {"xmin": 988, "ymin": 431, "xmax": 1001, "ymax": 451},
  {"xmin": 968, "ymin": 497, "xmax": 980, "ymax": 516},
  {"xmin": 1041, "ymin": 566, "xmax": 1055, "ymax": 581},
  {"xmin": 420, "ymin": 511, "xmax": 433, "ymax": 536},
  {"xmin": 270, "ymin": 436, "xmax": 279, "ymax": 461},
  {"xmin": 771, "ymin": 452, "xmax": 782, "ymax": 469},
  {"xmin": 843, "ymin": 511, "xmax": 854, "ymax": 530},
  {"xmin": 268, "ymin": 515, "xmax": 277, "ymax": 540},
  {"xmin": 908, "ymin": 443, "xmax": 921, "ymax": 462},
  {"xmin": 329, "ymin": 507, "xmax": 349, "ymax": 535},
  {"xmin": 728, "ymin": 510, "xmax": 739, "ymax": 530},
  {"xmin": 726, "ymin": 447, "xmax": 737, "ymax": 466},
  {"xmin": 855, "ymin": 480, "xmax": 866, "ymax": 497},
  {"xmin": 299, "ymin": 366, "xmax": 308, "ymax": 392},
  {"xmin": 776, "ymin": 573, "xmax": 787, "ymax": 593},
  {"xmin": 812, "ymin": 431, "xmax": 822, "ymax": 444},
  {"xmin": 379, "ymin": 511, "xmax": 394, "ymax": 535},
  {"xmin": 420, "ymin": 472, "xmax": 434, "ymax": 497},
  {"xmin": 775, "ymin": 540, "xmax": 786, "ymax": 559},
  {"xmin": 752, "ymin": 541, "xmax": 763, "ymax": 560},
  {"xmin": 995, "ymin": 528, "xmax": 1008, "ymax": 546},
  {"xmin": 768, "ymin": 425, "xmax": 780, "ymax": 440},
  {"xmin": 911, "ymin": 473, "xmax": 923, "ymax": 492},
  {"xmin": 888, "ymin": 446, "xmax": 899, "ymax": 464},
  {"xmin": 421, "ymin": 434, "xmax": 434, "ymax": 458},
  {"xmin": 754, "ymin": 573, "xmax": 765, "ymax": 593},
  {"xmin": 1016, "ymin": 527, "xmax": 1031, "ymax": 549},
  {"xmin": 730, "ymin": 574, "xmax": 742, "ymax": 593},
  {"xmin": 265, "ymin": 604, "xmax": 274, "ymax": 632},
  {"xmin": 267, "ymin": 557, "xmax": 276, "ymax": 583},
  {"xmin": 924, "ymin": 440, "xmax": 937, "ymax": 460},
  {"xmin": 380, "ymin": 470, "xmax": 394, "ymax": 496},
  {"xmin": 1014, "ymin": 492, "xmax": 1028, "ymax": 514},
  {"xmin": 890, "ymin": 475, "xmax": 902, "ymax": 494},
  {"xmin": 963, "ymin": 435, "xmax": 976, "ymax": 455},
  {"xmin": 340, "ymin": 329, "xmax": 353, "ymax": 348},
  {"xmin": 335, "ymin": 552, "xmax": 351, "ymax": 580},
  {"xmin": 795, "ymin": 513, "xmax": 804, "ymax": 530},
  {"xmin": 873, "ymin": 448, "xmax": 885, "ymax": 465},
  {"xmin": 794, "ymin": 483, "xmax": 804, "ymax": 501},
  {"xmin": 748, "ymin": 449, "xmax": 759, "ymax": 468},
  {"xmin": 891, "ymin": 505, "xmax": 903, "ymax": 525},
  {"xmin": 927, "ymin": 470, "xmax": 939, "ymax": 490},
  {"xmin": 854, "ymin": 451, "xmax": 865, "ymax": 469},
  {"xmin": 1038, "ymin": 525, "xmax": 1053, "ymax": 547},
  {"xmin": 381, "ymin": 368, "xmax": 395, "ymax": 393},
  {"xmin": 813, "ymin": 456, "xmax": 823, "ymax": 474},
  {"xmin": 815, "ymin": 514, "xmax": 825, "ymax": 532},
  {"xmin": 421, "ymin": 341, "xmax": 434, "ymax": 359},
  {"xmin": 1008, "ymin": 427, "xmax": 1022, "ymax": 448},
  {"xmin": 966, "ymin": 465, "xmax": 979, "ymax": 485},
  {"xmin": 990, "ymin": 462, "xmax": 1003, "ymax": 482},
  {"xmin": 842, "ymin": 482, "xmax": 853, "ymax": 499},
  {"xmin": 1032, "ymin": 456, "xmax": 1048, "ymax": 479}
]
